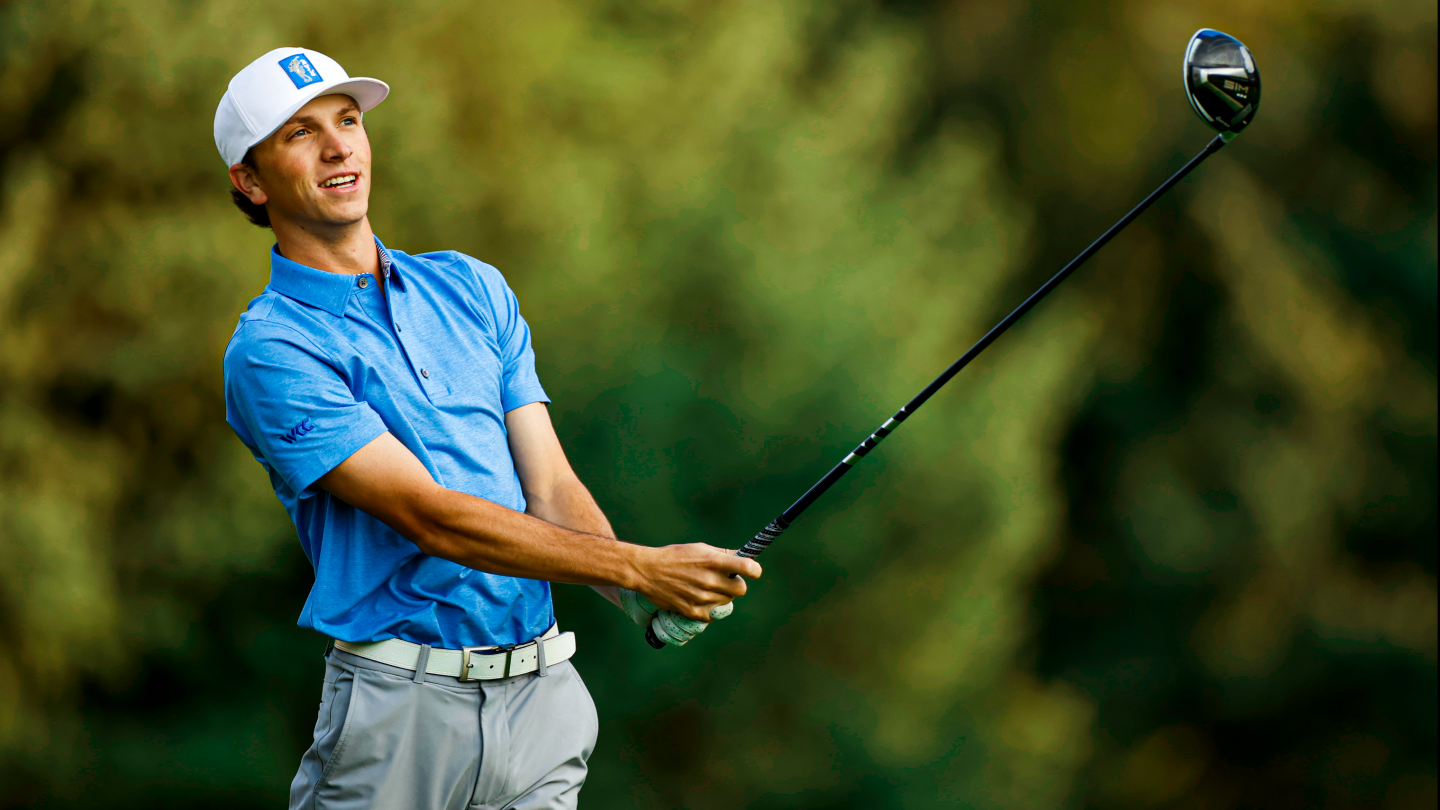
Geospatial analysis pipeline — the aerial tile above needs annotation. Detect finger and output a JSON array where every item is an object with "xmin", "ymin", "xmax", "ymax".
[
  {"xmin": 714, "ymin": 576, "xmax": 748, "ymax": 599},
  {"xmin": 653, "ymin": 610, "xmax": 705, "ymax": 645},
  {"xmin": 709, "ymin": 601, "xmax": 734, "ymax": 621},
  {"xmin": 714, "ymin": 555, "xmax": 763, "ymax": 579},
  {"xmin": 694, "ymin": 571, "xmax": 747, "ymax": 601},
  {"xmin": 678, "ymin": 603, "xmax": 715, "ymax": 623}
]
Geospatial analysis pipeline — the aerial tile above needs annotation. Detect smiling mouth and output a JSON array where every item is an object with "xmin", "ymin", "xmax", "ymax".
[{"xmin": 321, "ymin": 174, "xmax": 358, "ymax": 189}]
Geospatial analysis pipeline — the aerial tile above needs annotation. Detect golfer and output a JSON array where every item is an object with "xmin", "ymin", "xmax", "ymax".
[{"xmin": 217, "ymin": 48, "xmax": 761, "ymax": 809}]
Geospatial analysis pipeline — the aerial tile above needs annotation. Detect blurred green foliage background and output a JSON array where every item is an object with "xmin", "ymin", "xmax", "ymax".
[{"xmin": 1, "ymin": 0, "xmax": 1435, "ymax": 807}]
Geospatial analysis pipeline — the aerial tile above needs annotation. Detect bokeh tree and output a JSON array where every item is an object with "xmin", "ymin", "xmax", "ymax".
[{"xmin": 1, "ymin": 0, "xmax": 1434, "ymax": 807}]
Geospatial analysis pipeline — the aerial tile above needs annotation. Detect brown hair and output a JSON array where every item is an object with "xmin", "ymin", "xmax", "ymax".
[{"xmin": 229, "ymin": 148, "xmax": 270, "ymax": 228}]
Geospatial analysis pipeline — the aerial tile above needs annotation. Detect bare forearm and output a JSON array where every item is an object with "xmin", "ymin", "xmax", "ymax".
[
  {"xmin": 319, "ymin": 429, "xmax": 760, "ymax": 625},
  {"xmin": 524, "ymin": 475, "xmax": 614, "ymax": 538},
  {"xmin": 524, "ymin": 476, "xmax": 624, "ymax": 608},
  {"xmin": 316, "ymin": 430, "xmax": 753, "ymax": 617},
  {"xmin": 413, "ymin": 486, "xmax": 642, "ymax": 590},
  {"xmin": 501, "ymin": 403, "xmax": 628, "ymax": 607}
]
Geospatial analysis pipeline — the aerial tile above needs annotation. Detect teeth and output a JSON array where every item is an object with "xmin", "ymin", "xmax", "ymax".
[{"xmin": 323, "ymin": 174, "xmax": 357, "ymax": 188}]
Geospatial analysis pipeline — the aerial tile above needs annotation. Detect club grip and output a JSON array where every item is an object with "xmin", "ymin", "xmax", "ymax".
[
  {"xmin": 645, "ymin": 520, "xmax": 788, "ymax": 649},
  {"xmin": 738, "ymin": 519, "xmax": 788, "ymax": 559}
]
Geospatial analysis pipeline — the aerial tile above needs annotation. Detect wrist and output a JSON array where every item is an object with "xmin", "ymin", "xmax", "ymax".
[{"xmin": 612, "ymin": 540, "xmax": 652, "ymax": 593}]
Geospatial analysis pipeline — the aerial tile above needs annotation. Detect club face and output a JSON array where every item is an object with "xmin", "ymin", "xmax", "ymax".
[{"xmin": 1185, "ymin": 29, "xmax": 1261, "ymax": 137}]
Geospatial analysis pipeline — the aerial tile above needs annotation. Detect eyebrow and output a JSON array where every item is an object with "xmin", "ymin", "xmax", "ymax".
[{"xmin": 283, "ymin": 103, "xmax": 361, "ymax": 128}]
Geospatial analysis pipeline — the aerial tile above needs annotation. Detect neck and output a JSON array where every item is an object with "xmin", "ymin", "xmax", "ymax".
[{"xmin": 271, "ymin": 215, "xmax": 380, "ymax": 276}]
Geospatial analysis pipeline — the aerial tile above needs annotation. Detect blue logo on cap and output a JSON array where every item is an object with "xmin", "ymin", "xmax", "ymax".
[{"xmin": 279, "ymin": 54, "xmax": 323, "ymax": 89}]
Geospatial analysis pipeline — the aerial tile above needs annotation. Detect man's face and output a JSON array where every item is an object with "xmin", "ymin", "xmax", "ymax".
[{"xmin": 231, "ymin": 93, "xmax": 372, "ymax": 229}]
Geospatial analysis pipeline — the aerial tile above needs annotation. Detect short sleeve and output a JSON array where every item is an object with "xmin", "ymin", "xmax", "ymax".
[
  {"xmin": 463, "ymin": 256, "xmax": 550, "ymax": 413},
  {"xmin": 224, "ymin": 322, "xmax": 389, "ymax": 498}
]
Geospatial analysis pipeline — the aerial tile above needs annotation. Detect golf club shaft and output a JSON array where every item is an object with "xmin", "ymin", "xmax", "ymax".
[
  {"xmin": 646, "ymin": 134, "xmax": 1226, "ymax": 648},
  {"xmin": 738, "ymin": 134, "xmax": 1227, "ymax": 557}
]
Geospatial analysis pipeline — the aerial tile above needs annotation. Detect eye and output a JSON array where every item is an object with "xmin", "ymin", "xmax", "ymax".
[
  {"xmin": 340, "ymin": 115, "xmax": 358, "ymax": 126},
  {"xmin": 289, "ymin": 127, "xmax": 310, "ymax": 140}
]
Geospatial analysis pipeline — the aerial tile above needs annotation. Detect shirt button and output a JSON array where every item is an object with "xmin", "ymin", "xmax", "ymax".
[
  {"xmin": 421, "ymin": 368, "xmax": 430, "ymax": 378},
  {"xmin": 358, "ymin": 277, "xmax": 369, "ymax": 288}
]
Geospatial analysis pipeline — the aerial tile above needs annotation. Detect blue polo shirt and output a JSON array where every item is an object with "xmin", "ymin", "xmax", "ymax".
[{"xmin": 223, "ymin": 237, "xmax": 553, "ymax": 648}]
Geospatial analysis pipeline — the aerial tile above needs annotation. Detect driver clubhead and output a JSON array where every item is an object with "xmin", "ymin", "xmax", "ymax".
[{"xmin": 1184, "ymin": 29, "xmax": 1260, "ymax": 138}]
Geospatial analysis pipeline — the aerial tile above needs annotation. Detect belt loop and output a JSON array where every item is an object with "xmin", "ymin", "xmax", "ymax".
[
  {"xmin": 323, "ymin": 638, "xmax": 335, "ymax": 659},
  {"xmin": 536, "ymin": 634, "xmax": 549, "ymax": 677},
  {"xmin": 413, "ymin": 644, "xmax": 432, "ymax": 684}
]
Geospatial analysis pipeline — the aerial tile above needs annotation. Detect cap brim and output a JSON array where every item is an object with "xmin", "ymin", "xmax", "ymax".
[
  {"xmin": 243, "ymin": 76, "xmax": 391, "ymax": 160},
  {"xmin": 324, "ymin": 77, "xmax": 389, "ymax": 113}
]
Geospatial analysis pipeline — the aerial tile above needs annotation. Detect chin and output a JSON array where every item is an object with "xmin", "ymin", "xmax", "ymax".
[
  {"xmin": 332, "ymin": 206, "xmax": 370, "ymax": 226},
  {"xmin": 317, "ymin": 200, "xmax": 370, "ymax": 227}
]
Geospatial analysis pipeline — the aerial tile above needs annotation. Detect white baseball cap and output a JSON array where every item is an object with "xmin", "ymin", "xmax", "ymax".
[{"xmin": 214, "ymin": 47, "xmax": 389, "ymax": 167}]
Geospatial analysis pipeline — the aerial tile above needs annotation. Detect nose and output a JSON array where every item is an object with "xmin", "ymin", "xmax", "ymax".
[{"xmin": 320, "ymin": 127, "xmax": 351, "ymax": 162}]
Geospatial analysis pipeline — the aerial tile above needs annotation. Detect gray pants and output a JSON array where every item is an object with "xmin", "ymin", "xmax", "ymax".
[{"xmin": 289, "ymin": 645, "xmax": 598, "ymax": 809}]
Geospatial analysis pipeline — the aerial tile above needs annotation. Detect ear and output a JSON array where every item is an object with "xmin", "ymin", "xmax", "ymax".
[{"xmin": 228, "ymin": 162, "xmax": 268, "ymax": 205}]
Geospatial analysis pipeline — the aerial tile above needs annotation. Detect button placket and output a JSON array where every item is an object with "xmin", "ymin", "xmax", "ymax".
[{"xmin": 377, "ymin": 274, "xmax": 441, "ymax": 399}]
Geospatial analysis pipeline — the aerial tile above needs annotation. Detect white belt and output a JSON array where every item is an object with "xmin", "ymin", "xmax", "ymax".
[{"xmin": 334, "ymin": 625, "xmax": 575, "ymax": 681}]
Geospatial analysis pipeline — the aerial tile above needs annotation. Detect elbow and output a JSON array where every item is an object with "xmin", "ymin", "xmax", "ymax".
[
  {"xmin": 522, "ymin": 471, "xmax": 581, "ymax": 519},
  {"xmin": 408, "ymin": 511, "xmax": 456, "ymax": 560},
  {"xmin": 403, "ymin": 514, "xmax": 446, "ymax": 558},
  {"xmin": 380, "ymin": 487, "xmax": 451, "ymax": 558}
]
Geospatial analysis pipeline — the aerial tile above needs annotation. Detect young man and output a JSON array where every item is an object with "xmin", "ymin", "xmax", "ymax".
[{"xmin": 217, "ymin": 48, "xmax": 761, "ymax": 809}]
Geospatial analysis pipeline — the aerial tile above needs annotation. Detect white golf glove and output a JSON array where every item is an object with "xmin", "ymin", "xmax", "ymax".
[{"xmin": 618, "ymin": 589, "xmax": 733, "ymax": 646}]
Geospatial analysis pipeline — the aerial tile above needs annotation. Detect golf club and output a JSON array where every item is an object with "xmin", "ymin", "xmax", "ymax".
[{"xmin": 647, "ymin": 28, "xmax": 1261, "ymax": 648}]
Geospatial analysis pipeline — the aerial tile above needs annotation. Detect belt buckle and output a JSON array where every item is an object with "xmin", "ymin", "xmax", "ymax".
[{"xmin": 459, "ymin": 641, "xmax": 536, "ymax": 681}]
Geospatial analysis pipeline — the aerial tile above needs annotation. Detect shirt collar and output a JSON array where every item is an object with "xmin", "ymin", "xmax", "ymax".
[
  {"xmin": 267, "ymin": 235, "xmax": 399, "ymax": 316},
  {"xmin": 376, "ymin": 236, "xmax": 396, "ymax": 279}
]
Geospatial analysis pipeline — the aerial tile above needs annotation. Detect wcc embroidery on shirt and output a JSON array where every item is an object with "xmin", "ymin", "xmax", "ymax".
[{"xmin": 279, "ymin": 417, "xmax": 317, "ymax": 444}]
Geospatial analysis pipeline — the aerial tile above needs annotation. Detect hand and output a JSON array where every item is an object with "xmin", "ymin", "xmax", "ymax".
[
  {"xmin": 620, "ymin": 544, "xmax": 761, "ymax": 646},
  {"xmin": 648, "ymin": 600, "xmax": 734, "ymax": 646},
  {"xmin": 619, "ymin": 587, "xmax": 659, "ymax": 627},
  {"xmin": 633, "ymin": 543, "xmax": 762, "ymax": 622},
  {"xmin": 619, "ymin": 588, "xmax": 735, "ymax": 645}
]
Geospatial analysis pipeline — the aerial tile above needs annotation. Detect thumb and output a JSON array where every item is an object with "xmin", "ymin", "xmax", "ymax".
[{"xmin": 619, "ymin": 588, "xmax": 658, "ymax": 628}]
